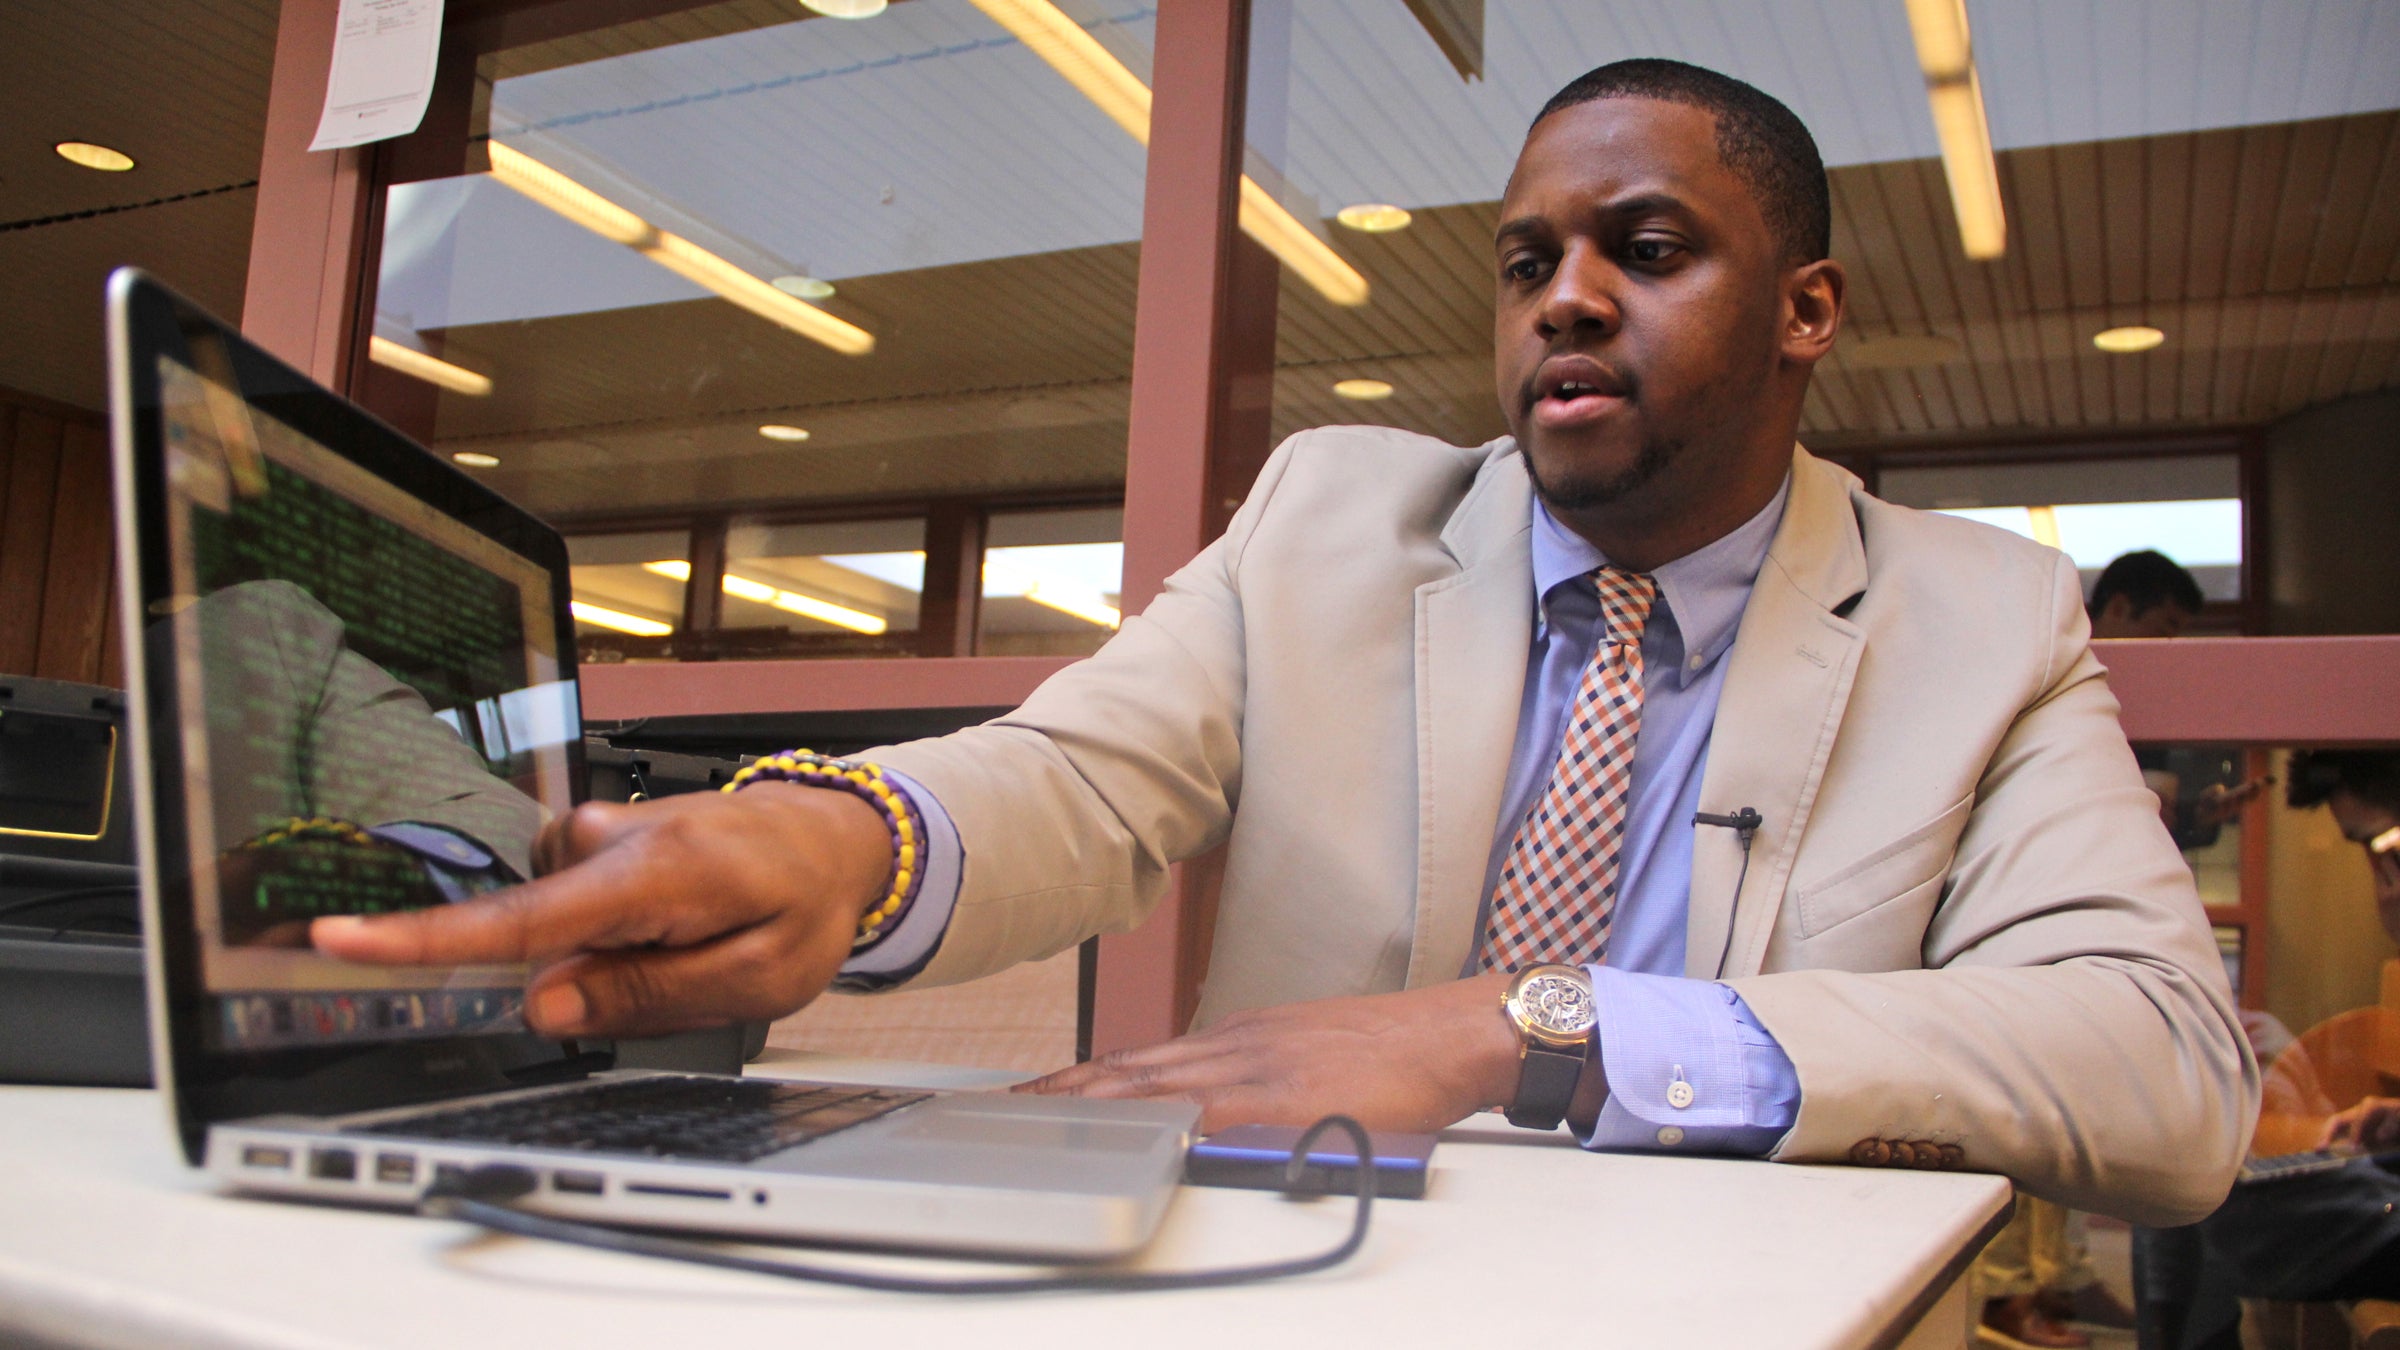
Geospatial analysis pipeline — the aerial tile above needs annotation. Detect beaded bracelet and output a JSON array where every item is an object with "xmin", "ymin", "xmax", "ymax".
[{"xmin": 723, "ymin": 750, "xmax": 925, "ymax": 951}]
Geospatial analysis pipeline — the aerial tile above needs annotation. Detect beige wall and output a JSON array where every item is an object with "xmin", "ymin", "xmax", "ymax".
[{"xmin": 2263, "ymin": 750, "xmax": 2393, "ymax": 1037}]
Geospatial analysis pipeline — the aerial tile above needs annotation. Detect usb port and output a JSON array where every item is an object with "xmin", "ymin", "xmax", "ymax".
[
  {"xmin": 374, "ymin": 1153, "xmax": 417, "ymax": 1185},
  {"xmin": 552, "ymin": 1170, "xmax": 605, "ymax": 1196},
  {"xmin": 241, "ymin": 1145, "xmax": 292, "ymax": 1170},
  {"xmin": 308, "ymin": 1147, "xmax": 357, "ymax": 1181}
]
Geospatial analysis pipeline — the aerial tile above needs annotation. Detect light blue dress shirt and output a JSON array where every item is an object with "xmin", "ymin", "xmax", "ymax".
[
  {"xmin": 851, "ymin": 476, "xmax": 1802, "ymax": 1155},
  {"xmin": 1479, "ymin": 481, "xmax": 1801, "ymax": 1154}
]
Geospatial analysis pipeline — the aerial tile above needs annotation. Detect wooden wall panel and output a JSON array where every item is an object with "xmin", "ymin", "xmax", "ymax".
[{"xmin": 0, "ymin": 388, "xmax": 115, "ymax": 686}]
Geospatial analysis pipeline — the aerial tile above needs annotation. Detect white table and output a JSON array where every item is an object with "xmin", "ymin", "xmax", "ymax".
[{"xmin": 0, "ymin": 1050, "xmax": 2010, "ymax": 1350}]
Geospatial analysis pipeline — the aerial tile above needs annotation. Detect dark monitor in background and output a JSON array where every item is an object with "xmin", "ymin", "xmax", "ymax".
[
  {"xmin": 0, "ymin": 675, "xmax": 136, "ymax": 930},
  {"xmin": 0, "ymin": 675, "xmax": 144, "ymax": 1086}
]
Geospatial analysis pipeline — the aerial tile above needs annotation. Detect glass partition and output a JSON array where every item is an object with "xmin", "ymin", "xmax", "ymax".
[{"xmin": 366, "ymin": 1, "xmax": 1157, "ymax": 658}]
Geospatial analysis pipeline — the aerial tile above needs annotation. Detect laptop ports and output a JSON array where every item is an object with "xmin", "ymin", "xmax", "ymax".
[
  {"xmin": 308, "ymin": 1147, "xmax": 357, "ymax": 1181},
  {"xmin": 551, "ymin": 1170, "xmax": 605, "ymax": 1196},
  {"xmin": 240, "ymin": 1145, "xmax": 293, "ymax": 1171},
  {"xmin": 374, "ymin": 1153, "xmax": 417, "ymax": 1185}
]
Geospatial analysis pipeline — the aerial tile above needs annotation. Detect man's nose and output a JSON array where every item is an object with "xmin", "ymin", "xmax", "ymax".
[{"xmin": 1536, "ymin": 243, "xmax": 1623, "ymax": 338}]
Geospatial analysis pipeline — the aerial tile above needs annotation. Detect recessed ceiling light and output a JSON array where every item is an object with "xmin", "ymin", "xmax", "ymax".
[
  {"xmin": 55, "ymin": 141, "xmax": 134, "ymax": 172},
  {"xmin": 452, "ymin": 451, "xmax": 501, "ymax": 468},
  {"xmin": 1332, "ymin": 378, "xmax": 1394, "ymax": 401},
  {"xmin": 1336, "ymin": 203, "xmax": 1411, "ymax": 233},
  {"xmin": 758, "ymin": 424, "xmax": 811, "ymax": 442},
  {"xmin": 2092, "ymin": 325, "xmax": 2165, "ymax": 354},
  {"xmin": 771, "ymin": 274, "xmax": 837, "ymax": 300},
  {"xmin": 801, "ymin": 0, "xmax": 886, "ymax": 16}
]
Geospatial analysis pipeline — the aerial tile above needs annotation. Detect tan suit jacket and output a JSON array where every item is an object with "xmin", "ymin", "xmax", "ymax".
[{"xmin": 874, "ymin": 428, "xmax": 2258, "ymax": 1225}]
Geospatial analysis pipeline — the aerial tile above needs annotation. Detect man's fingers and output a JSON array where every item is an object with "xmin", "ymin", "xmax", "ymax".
[
  {"xmin": 525, "ymin": 925, "xmax": 823, "ymax": 1038},
  {"xmin": 1016, "ymin": 1032, "xmax": 1244, "ymax": 1096},
  {"xmin": 1019, "ymin": 1040, "xmax": 1250, "ymax": 1101},
  {"xmin": 311, "ymin": 818, "xmax": 749, "ymax": 967}
]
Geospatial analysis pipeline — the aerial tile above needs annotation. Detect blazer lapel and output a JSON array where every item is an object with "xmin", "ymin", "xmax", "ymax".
[
  {"xmin": 1685, "ymin": 449, "xmax": 1871, "ymax": 979},
  {"xmin": 1405, "ymin": 451, "xmax": 1534, "ymax": 988}
]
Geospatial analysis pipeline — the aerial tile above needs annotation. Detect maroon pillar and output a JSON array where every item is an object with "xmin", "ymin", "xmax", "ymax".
[{"xmin": 1092, "ymin": 0, "xmax": 1252, "ymax": 1056}]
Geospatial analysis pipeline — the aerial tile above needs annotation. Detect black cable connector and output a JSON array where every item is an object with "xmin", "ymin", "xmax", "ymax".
[{"xmin": 419, "ymin": 1114, "xmax": 1378, "ymax": 1294}]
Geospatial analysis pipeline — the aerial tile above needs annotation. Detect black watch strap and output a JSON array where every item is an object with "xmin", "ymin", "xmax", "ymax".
[{"xmin": 1505, "ymin": 1044, "xmax": 1585, "ymax": 1130}]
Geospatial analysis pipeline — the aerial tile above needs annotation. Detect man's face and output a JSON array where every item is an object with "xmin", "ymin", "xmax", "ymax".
[
  {"xmin": 1492, "ymin": 97, "xmax": 1793, "ymax": 523},
  {"xmin": 2093, "ymin": 595, "xmax": 2196, "ymax": 640}
]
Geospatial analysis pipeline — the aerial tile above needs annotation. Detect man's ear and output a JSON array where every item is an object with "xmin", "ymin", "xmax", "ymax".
[{"xmin": 1781, "ymin": 258, "xmax": 1845, "ymax": 366}]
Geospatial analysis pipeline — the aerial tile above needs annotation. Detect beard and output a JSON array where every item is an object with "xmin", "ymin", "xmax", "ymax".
[{"xmin": 1522, "ymin": 431, "xmax": 1683, "ymax": 515}]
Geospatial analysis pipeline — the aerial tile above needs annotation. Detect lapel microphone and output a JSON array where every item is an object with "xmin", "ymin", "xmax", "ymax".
[
  {"xmin": 1693, "ymin": 807, "xmax": 1766, "ymax": 976},
  {"xmin": 1693, "ymin": 807, "xmax": 1764, "ymax": 842}
]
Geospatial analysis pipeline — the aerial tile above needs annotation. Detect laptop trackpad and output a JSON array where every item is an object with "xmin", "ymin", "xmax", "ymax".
[{"xmin": 887, "ymin": 1110, "xmax": 1162, "ymax": 1154}]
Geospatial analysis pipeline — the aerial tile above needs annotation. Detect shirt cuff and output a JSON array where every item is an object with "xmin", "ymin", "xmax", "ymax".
[
  {"xmin": 832, "ymin": 767, "xmax": 962, "ymax": 990},
  {"xmin": 1572, "ymin": 967, "xmax": 1800, "ymax": 1156}
]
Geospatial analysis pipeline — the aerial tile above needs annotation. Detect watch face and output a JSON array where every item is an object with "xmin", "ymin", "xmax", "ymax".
[{"xmin": 1520, "ymin": 972, "xmax": 1595, "ymax": 1038}]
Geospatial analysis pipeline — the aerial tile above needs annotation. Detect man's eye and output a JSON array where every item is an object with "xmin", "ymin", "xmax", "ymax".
[
  {"xmin": 1627, "ymin": 238, "xmax": 1678, "ymax": 264},
  {"xmin": 1502, "ymin": 257, "xmax": 1548, "ymax": 283}
]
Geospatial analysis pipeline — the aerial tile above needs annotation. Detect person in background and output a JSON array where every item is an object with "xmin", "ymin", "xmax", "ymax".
[
  {"xmin": 2152, "ymin": 749, "xmax": 2400, "ymax": 1350},
  {"xmin": 1974, "ymin": 550, "xmax": 2264, "ymax": 1349}
]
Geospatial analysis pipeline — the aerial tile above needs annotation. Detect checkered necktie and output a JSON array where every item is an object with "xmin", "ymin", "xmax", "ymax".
[{"xmin": 1478, "ymin": 566, "xmax": 1657, "ymax": 972}]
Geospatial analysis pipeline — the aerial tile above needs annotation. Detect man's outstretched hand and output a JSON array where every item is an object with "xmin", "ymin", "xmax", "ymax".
[
  {"xmin": 1016, "ymin": 972, "xmax": 1540, "ymax": 1134},
  {"xmin": 309, "ymin": 784, "xmax": 893, "ymax": 1039}
]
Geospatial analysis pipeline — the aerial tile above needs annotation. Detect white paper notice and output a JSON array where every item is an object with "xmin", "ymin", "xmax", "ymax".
[{"xmin": 308, "ymin": 0, "xmax": 445, "ymax": 152}]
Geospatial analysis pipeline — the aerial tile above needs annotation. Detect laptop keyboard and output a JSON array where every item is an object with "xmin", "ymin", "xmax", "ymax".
[{"xmin": 357, "ymin": 1076, "xmax": 932, "ymax": 1163}]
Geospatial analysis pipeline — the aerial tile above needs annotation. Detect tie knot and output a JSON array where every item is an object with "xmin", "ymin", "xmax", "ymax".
[{"xmin": 1591, "ymin": 567, "xmax": 1657, "ymax": 645}]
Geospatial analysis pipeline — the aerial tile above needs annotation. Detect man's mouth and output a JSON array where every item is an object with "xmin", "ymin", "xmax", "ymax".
[{"xmin": 1528, "ymin": 360, "xmax": 1633, "ymax": 429}]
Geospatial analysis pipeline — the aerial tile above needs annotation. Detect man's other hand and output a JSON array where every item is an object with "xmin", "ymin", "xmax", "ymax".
[
  {"xmin": 2317, "ymin": 1096, "xmax": 2400, "ymax": 1153},
  {"xmin": 309, "ymin": 784, "xmax": 893, "ymax": 1039},
  {"xmin": 1015, "ymin": 973, "xmax": 1524, "ymax": 1134}
]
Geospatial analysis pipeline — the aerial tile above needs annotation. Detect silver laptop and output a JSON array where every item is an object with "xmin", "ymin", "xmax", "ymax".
[{"xmin": 104, "ymin": 268, "xmax": 1195, "ymax": 1260}]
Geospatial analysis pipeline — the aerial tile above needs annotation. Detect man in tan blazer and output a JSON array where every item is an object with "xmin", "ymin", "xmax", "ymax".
[{"xmin": 318, "ymin": 61, "xmax": 2254, "ymax": 1225}]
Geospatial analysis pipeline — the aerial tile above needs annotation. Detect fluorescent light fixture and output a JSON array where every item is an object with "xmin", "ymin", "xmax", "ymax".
[
  {"xmin": 571, "ymin": 601, "xmax": 673, "ymax": 636},
  {"xmin": 1025, "ymin": 586, "xmax": 1121, "ymax": 629},
  {"xmin": 485, "ymin": 141, "xmax": 873, "ymax": 355},
  {"xmin": 368, "ymin": 336, "xmax": 494, "ymax": 396},
  {"xmin": 1333, "ymin": 378, "xmax": 1394, "ymax": 400},
  {"xmin": 969, "ymin": 0, "xmax": 1369, "ymax": 307},
  {"xmin": 55, "ymin": 141, "xmax": 133, "ymax": 171},
  {"xmin": 641, "ymin": 560, "xmax": 886, "ymax": 634},
  {"xmin": 1336, "ymin": 203, "xmax": 1411, "ymax": 233},
  {"xmin": 758, "ymin": 424, "xmax": 811, "ymax": 442},
  {"xmin": 771, "ymin": 275, "xmax": 837, "ymax": 300},
  {"xmin": 1904, "ymin": 0, "xmax": 2005, "ymax": 261},
  {"xmin": 2092, "ymin": 325, "xmax": 2166, "ymax": 354},
  {"xmin": 451, "ymin": 451, "xmax": 501, "ymax": 468},
  {"xmin": 802, "ymin": 0, "xmax": 887, "ymax": 15}
]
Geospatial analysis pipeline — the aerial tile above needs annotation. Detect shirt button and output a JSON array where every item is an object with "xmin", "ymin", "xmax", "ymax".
[
  {"xmin": 1666, "ymin": 1081, "xmax": 1695, "ymax": 1109},
  {"xmin": 1687, "ymin": 653, "xmax": 1705, "ymax": 670},
  {"xmin": 1656, "ymin": 1125, "xmax": 1686, "ymax": 1147}
]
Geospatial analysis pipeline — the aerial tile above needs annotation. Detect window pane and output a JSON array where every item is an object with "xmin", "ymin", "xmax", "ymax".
[
  {"xmin": 718, "ymin": 518, "xmax": 925, "ymax": 659},
  {"xmin": 568, "ymin": 530, "xmax": 686, "ymax": 660},
  {"xmin": 979, "ymin": 508, "xmax": 1123, "ymax": 656}
]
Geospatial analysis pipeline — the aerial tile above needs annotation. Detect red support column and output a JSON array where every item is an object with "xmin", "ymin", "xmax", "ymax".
[
  {"xmin": 241, "ymin": 0, "xmax": 377, "ymax": 391},
  {"xmin": 1092, "ymin": 0, "xmax": 1252, "ymax": 1057}
]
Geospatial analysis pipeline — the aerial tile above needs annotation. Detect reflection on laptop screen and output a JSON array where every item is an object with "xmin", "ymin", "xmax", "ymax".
[{"xmin": 155, "ymin": 350, "xmax": 577, "ymax": 1054}]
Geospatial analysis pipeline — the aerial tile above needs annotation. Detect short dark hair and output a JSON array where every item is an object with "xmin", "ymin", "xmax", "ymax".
[
  {"xmin": 2087, "ymin": 550, "xmax": 2204, "ymax": 621},
  {"xmin": 2287, "ymin": 750, "xmax": 2400, "ymax": 814},
  {"xmin": 1533, "ymin": 58, "xmax": 1831, "ymax": 266}
]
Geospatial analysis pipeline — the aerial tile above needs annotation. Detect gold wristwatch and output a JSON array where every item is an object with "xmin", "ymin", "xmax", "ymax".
[{"xmin": 1501, "ymin": 964, "xmax": 1596, "ymax": 1130}]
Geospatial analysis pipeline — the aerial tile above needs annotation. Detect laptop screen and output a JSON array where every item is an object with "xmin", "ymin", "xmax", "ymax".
[{"xmin": 151, "ymin": 346, "xmax": 577, "ymax": 1055}]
